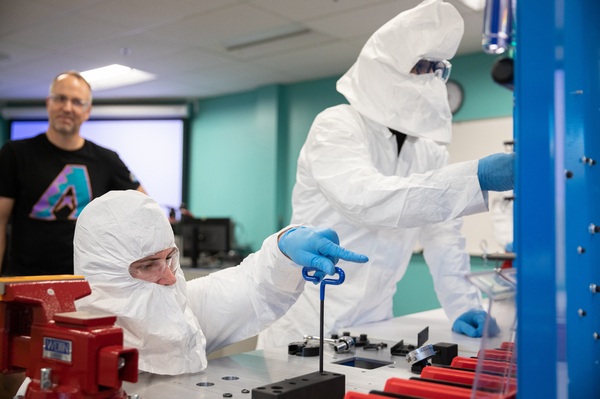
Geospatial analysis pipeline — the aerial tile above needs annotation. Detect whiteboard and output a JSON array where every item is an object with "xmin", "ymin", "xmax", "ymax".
[{"xmin": 447, "ymin": 116, "xmax": 514, "ymax": 255}]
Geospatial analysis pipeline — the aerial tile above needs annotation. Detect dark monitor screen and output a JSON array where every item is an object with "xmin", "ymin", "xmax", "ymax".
[{"xmin": 180, "ymin": 218, "xmax": 231, "ymax": 266}]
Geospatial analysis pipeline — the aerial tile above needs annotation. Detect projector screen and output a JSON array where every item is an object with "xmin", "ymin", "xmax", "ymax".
[{"xmin": 10, "ymin": 119, "xmax": 183, "ymax": 214}]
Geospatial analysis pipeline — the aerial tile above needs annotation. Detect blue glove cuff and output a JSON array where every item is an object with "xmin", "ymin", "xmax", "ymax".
[{"xmin": 278, "ymin": 226, "xmax": 305, "ymax": 257}]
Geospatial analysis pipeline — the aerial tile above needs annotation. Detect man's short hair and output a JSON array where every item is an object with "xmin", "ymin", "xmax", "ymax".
[{"xmin": 49, "ymin": 70, "xmax": 93, "ymax": 104}]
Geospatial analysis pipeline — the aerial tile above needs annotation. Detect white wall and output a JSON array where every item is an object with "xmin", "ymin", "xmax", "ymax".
[{"xmin": 446, "ymin": 116, "xmax": 514, "ymax": 255}]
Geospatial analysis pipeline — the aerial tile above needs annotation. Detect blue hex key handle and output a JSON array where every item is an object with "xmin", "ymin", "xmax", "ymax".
[{"xmin": 302, "ymin": 267, "xmax": 346, "ymax": 373}]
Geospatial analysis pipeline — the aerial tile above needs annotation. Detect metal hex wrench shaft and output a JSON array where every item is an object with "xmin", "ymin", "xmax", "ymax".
[{"xmin": 302, "ymin": 267, "xmax": 346, "ymax": 373}]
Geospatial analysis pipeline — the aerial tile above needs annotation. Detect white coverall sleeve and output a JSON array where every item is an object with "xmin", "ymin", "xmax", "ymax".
[
  {"xmin": 186, "ymin": 231, "xmax": 305, "ymax": 355},
  {"xmin": 303, "ymin": 110, "xmax": 488, "ymax": 230},
  {"xmin": 419, "ymin": 217, "xmax": 483, "ymax": 323},
  {"xmin": 418, "ymin": 150, "xmax": 483, "ymax": 323}
]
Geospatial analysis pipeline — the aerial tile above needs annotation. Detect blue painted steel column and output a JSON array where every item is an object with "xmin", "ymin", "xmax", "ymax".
[
  {"xmin": 563, "ymin": 0, "xmax": 600, "ymax": 396},
  {"xmin": 516, "ymin": 0, "xmax": 600, "ymax": 396},
  {"xmin": 514, "ymin": 0, "xmax": 558, "ymax": 397}
]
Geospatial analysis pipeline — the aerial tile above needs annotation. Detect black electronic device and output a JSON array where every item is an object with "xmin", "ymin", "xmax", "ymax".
[{"xmin": 180, "ymin": 218, "xmax": 231, "ymax": 268}]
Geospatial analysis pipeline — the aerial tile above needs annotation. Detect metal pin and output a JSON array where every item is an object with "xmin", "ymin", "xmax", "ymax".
[
  {"xmin": 589, "ymin": 224, "xmax": 600, "ymax": 234},
  {"xmin": 577, "ymin": 246, "xmax": 586, "ymax": 254},
  {"xmin": 594, "ymin": 333, "xmax": 599, "ymax": 340},
  {"xmin": 578, "ymin": 309, "xmax": 587, "ymax": 317},
  {"xmin": 40, "ymin": 368, "xmax": 52, "ymax": 389},
  {"xmin": 583, "ymin": 156, "xmax": 597, "ymax": 166}
]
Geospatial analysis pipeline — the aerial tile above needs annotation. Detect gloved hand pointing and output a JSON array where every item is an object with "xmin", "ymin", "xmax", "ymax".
[
  {"xmin": 452, "ymin": 309, "xmax": 500, "ymax": 338},
  {"xmin": 278, "ymin": 227, "xmax": 368, "ymax": 276},
  {"xmin": 477, "ymin": 153, "xmax": 515, "ymax": 192}
]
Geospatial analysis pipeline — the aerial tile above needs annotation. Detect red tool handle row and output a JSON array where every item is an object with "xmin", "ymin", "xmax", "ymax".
[{"xmin": 344, "ymin": 343, "xmax": 516, "ymax": 399}]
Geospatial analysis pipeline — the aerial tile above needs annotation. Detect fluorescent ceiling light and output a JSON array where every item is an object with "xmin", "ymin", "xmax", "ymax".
[
  {"xmin": 458, "ymin": 0, "xmax": 486, "ymax": 12},
  {"xmin": 225, "ymin": 24, "xmax": 311, "ymax": 51},
  {"xmin": 81, "ymin": 64, "xmax": 156, "ymax": 91}
]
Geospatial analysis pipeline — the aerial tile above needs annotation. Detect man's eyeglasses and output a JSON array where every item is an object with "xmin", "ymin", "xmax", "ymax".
[
  {"xmin": 48, "ymin": 94, "xmax": 91, "ymax": 110},
  {"xmin": 411, "ymin": 59, "xmax": 452, "ymax": 83}
]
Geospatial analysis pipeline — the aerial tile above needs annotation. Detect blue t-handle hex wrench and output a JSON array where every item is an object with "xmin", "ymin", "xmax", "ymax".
[{"xmin": 302, "ymin": 266, "xmax": 346, "ymax": 373}]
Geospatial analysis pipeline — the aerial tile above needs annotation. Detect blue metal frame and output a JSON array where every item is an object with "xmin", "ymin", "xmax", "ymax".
[{"xmin": 516, "ymin": 0, "xmax": 600, "ymax": 397}]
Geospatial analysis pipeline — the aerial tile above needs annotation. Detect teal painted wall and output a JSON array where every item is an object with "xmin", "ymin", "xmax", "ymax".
[
  {"xmin": 279, "ymin": 76, "xmax": 348, "ymax": 225},
  {"xmin": 392, "ymin": 254, "xmax": 489, "ymax": 317},
  {"xmin": 188, "ymin": 86, "xmax": 280, "ymax": 252},
  {"xmin": 450, "ymin": 52, "xmax": 514, "ymax": 122},
  {"xmin": 0, "ymin": 116, "xmax": 7, "ymax": 147}
]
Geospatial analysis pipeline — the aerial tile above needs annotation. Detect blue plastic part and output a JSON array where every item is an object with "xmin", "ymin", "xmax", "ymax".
[{"xmin": 302, "ymin": 267, "xmax": 345, "ymax": 301}]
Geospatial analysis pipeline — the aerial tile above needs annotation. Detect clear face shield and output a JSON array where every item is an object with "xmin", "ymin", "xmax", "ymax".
[{"xmin": 411, "ymin": 59, "xmax": 452, "ymax": 83}]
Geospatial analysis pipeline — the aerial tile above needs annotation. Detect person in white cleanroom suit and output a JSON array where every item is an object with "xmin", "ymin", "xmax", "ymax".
[
  {"xmin": 257, "ymin": 0, "xmax": 515, "ymax": 349},
  {"xmin": 72, "ymin": 190, "xmax": 367, "ymax": 375}
]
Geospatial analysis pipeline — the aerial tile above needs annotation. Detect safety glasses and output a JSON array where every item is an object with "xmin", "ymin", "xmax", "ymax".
[
  {"xmin": 411, "ymin": 59, "xmax": 452, "ymax": 83},
  {"xmin": 129, "ymin": 247, "xmax": 179, "ymax": 283}
]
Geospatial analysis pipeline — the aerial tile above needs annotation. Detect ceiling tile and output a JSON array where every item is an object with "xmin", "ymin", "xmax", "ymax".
[
  {"xmin": 0, "ymin": 39, "xmax": 52, "ymax": 67},
  {"xmin": 35, "ymin": 0, "xmax": 106, "ymax": 9},
  {"xmin": 4, "ymin": 53, "xmax": 102, "ymax": 85},
  {"xmin": 251, "ymin": 42, "xmax": 360, "ymax": 82},
  {"xmin": 0, "ymin": 80, "xmax": 50, "ymax": 99},
  {"xmin": 0, "ymin": 0, "xmax": 62, "ymax": 36},
  {"xmin": 248, "ymin": 0, "xmax": 385, "ymax": 21},
  {"xmin": 304, "ymin": 0, "xmax": 422, "ymax": 39},
  {"xmin": 79, "ymin": 0, "xmax": 240, "ymax": 31},
  {"xmin": 2, "ymin": 13, "xmax": 132, "ymax": 50},
  {"xmin": 63, "ymin": 32, "xmax": 189, "ymax": 65},
  {"xmin": 223, "ymin": 31, "xmax": 335, "ymax": 60},
  {"xmin": 459, "ymin": 13, "xmax": 484, "ymax": 55},
  {"xmin": 129, "ymin": 47, "xmax": 233, "ymax": 75},
  {"xmin": 0, "ymin": 68, "xmax": 43, "ymax": 92},
  {"xmin": 148, "ymin": 4, "xmax": 291, "ymax": 50}
]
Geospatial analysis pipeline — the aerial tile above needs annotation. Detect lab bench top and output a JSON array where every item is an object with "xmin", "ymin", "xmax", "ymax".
[{"xmin": 122, "ymin": 308, "xmax": 484, "ymax": 398}]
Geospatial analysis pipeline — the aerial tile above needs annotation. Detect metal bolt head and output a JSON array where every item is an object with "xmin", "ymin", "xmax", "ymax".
[
  {"xmin": 579, "ymin": 309, "xmax": 587, "ymax": 317},
  {"xmin": 594, "ymin": 333, "xmax": 599, "ymax": 340},
  {"xmin": 565, "ymin": 170, "xmax": 574, "ymax": 178},
  {"xmin": 591, "ymin": 284, "xmax": 598, "ymax": 294},
  {"xmin": 577, "ymin": 246, "xmax": 586, "ymax": 254}
]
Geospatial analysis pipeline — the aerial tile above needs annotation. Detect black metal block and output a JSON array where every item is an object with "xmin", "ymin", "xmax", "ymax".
[
  {"xmin": 431, "ymin": 342, "xmax": 458, "ymax": 365},
  {"xmin": 288, "ymin": 341, "xmax": 320, "ymax": 357},
  {"xmin": 252, "ymin": 371, "xmax": 345, "ymax": 399}
]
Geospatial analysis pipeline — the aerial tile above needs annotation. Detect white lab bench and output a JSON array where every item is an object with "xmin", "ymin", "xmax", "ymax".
[{"xmin": 122, "ymin": 308, "xmax": 483, "ymax": 398}]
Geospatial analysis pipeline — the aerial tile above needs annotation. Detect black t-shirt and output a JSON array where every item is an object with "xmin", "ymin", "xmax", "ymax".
[{"xmin": 0, "ymin": 133, "xmax": 140, "ymax": 276}]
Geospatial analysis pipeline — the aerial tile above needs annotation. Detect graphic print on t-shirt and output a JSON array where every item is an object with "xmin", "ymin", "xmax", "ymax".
[{"xmin": 30, "ymin": 165, "xmax": 92, "ymax": 221}]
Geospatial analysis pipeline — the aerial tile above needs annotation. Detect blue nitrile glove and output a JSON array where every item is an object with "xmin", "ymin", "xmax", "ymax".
[
  {"xmin": 477, "ymin": 153, "xmax": 515, "ymax": 192},
  {"xmin": 278, "ymin": 227, "xmax": 368, "ymax": 279},
  {"xmin": 452, "ymin": 310, "xmax": 501, "ymax": 338}
]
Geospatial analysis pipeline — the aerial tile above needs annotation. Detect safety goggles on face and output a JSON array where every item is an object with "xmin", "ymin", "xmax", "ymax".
[
  {"xmin": 411, "ymin": 59, "xmax": 452, "ymax": 83},
  {"xmin": 129, "ymin": 248, "xmax": 179, "ymax": 283},
  {"xmin": 48, "ymin": 94, "xmax": 91, "ymax": 111}
]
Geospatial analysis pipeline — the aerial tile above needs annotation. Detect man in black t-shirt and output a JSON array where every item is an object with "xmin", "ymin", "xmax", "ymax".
[{"xmin": 0, "ymin": 71, "xmax": 145, "ymax": 276}]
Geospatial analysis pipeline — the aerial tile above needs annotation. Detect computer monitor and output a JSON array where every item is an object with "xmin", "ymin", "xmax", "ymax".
[{"xmin": 180, "ymin": 218, "xmax": 231, "ymax": 268}]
